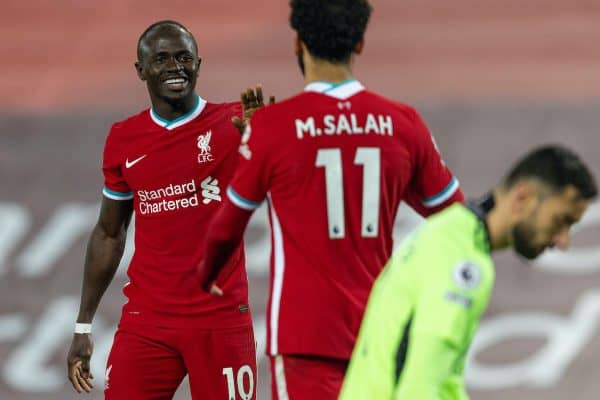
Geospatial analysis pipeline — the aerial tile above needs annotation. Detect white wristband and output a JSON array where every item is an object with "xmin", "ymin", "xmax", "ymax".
[{"xmin": 74, "ymin": 323, "xmax": 92, "ymax": 334}]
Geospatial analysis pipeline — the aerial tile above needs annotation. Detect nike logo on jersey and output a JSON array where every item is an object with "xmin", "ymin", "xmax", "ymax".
[
  {"xmin": 201, "ymin": 176, "xmax": 221, "ymax": 204},
  {"xmin": 125, "ymin": 155, "xmax": 147, "ymax": 168}
]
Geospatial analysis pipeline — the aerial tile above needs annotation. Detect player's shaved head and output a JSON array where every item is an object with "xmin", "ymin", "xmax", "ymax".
[{"xmin": 137, "ymin": 20, "xmax": 198, "ymax": 61}]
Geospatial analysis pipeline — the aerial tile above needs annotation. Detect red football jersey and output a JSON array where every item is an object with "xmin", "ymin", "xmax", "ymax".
[
  {"xmin": 228, "ymin": 81, "xmax": 463, "ymax": 359},
  {"xmin": 102, "ymin": 96, "xmax": 250, "ymax": 328}
]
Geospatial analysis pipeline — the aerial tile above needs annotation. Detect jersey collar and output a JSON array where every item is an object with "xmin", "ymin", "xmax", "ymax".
[
  {"xmin": 466, "ymin": 192, "xmax": 494, "ymax": 253},
  {"xmin": 149, "ymin": 95, "xmax": 207, "ymax": 131},
  {"xmin": 304, "ymin": 80, "xmax": 365, "ymax": 100}
]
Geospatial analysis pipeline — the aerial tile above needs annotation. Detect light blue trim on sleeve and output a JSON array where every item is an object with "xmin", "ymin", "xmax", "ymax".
[
  {"xmin": 227, "ymin": 186, "xmax": 262, "ymax": 210},
  {"xmin": 103, "ymin": 187, "xmax": 133, "ymax": 201},
  {"xmin": 422, "ymin": 177, "xmax": 459, "ymax": 208}
]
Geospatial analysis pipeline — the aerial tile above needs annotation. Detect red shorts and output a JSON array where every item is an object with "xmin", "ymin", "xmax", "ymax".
[
  {"xmin": 104, "ymin": 321, "xmax": 256, "ymax": 400},
  {"xmin": 269, "ymin": 355, "xmax": 348, "ymax": 400}
]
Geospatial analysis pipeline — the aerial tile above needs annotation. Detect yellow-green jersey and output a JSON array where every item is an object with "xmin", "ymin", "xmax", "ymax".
[{"xmin": 339, "ymin": 202, "xmax": 494, "ymax": 400}]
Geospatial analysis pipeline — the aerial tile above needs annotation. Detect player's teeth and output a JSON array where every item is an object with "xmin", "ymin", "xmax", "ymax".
[{"xmin": 165, "ymin": 78, "xmax": 185, "ymax": 84}]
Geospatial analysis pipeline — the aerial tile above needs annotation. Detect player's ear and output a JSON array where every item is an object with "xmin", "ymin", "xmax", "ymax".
[
  {"xmin": 354, "ymin": 39, "xmax": 365, "ymax": 55},
  {"xmin": 196, "ymin": 57, "xmax": 202, "ymax": 77},
  {"xmin": 135, "ymin": 61, "xmax": 146, "ymax": 81},
  {"xmin": 294, "ymin": 35, "xmax": 303, "ymax": 58},
  {"xmin": 510, "ymin": 181, "xmax": 538, "ymax": 220}
]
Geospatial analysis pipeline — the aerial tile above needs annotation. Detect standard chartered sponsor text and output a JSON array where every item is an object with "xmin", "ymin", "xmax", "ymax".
[{"xmin": 138, "ymin": 179, "xmax": 199, "ymax": 215}]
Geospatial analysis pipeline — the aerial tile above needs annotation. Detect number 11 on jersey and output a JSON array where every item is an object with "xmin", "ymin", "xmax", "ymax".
[{"xmin": 316, "ymin": 147, "xmax": 381, "ymax": 239}]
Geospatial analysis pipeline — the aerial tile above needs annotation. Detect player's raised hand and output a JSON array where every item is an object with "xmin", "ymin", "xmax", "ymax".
[
  {"xmin": 232, "ymin": 85, "xmax": 276, "ymax": 134},
  {"xmin": 67, "ymin": 333, "xmax": 95, "ymax": 393}
]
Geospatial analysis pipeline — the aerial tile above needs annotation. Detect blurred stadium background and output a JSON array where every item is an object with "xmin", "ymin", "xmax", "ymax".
[{"xmin": 2, "ymin": 1, "xmax": 600, "ymax": 399}]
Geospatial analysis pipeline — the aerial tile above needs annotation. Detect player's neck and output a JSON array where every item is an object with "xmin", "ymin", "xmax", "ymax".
[
  {"xmin": 150, "ymin": 93, "xmax": 198, "ymax": 121},
  {"xmin": 486, "ymin": 190, "xmax": 513, "ymax": 251},
  {"xmin": 303, "ymin": 58, "xmax": 354, "ymax": 86}
]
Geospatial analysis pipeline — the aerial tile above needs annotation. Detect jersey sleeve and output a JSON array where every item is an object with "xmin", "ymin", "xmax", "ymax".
[
  {"xmin": 406, "ymin": 110, "xmax": 462, "ymax": 215},
  {"xmin": 102, "ymin": 124, "xmax": 133, "ymax": 201},
  {"xmin": 393, "ymin": 336, "xmax": 469, "ymax": 400},
  {"xmin": 226, "ymin": 113, "xmax": 273, "ymax": 211},
  {"xmin": 393, "ymin": 252, "xmax": 492, "ymax": 399}
]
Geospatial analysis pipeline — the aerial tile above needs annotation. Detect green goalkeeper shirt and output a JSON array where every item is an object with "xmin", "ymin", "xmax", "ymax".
[{"xmin": 339, "ymin": 202, "xmax": 495, "ymax": 400}]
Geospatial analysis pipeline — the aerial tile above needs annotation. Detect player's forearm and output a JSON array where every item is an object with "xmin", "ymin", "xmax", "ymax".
[
  {"xmin": 76, "ymin": 224, "xmax": 126, "ymax": 322},
  {"xmin": 200, "ymin": 200, "xmax": 252, "ymax": 289},
  {"xmin": 202, "ymin": 236, "xmax": 243, "ymax": 288},
  {"xmin": 393, "ymin": 334, "xmax": 462, "ymax": 399},
  {"xmin": 201, "ymin": 226, "xmax": 245, "ymax": 287}
]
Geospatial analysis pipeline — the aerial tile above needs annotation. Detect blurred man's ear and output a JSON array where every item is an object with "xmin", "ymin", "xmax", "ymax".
[
  {"xmin": 295, "ymin": 36, "xmax": 303, "ymax": 58},
  {"xmin": 354, "ymin": 39, "xmax": 365, "ymax": 55},
  {"xmin": 135, "ymin": 61, "xmax": 146, "ymax": 81},
  {"xmin": 510, "ymin": 181, "xmax": 538, "ymax": 221}
]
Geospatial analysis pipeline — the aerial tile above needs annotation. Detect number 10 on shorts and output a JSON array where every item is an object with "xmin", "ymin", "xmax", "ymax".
[{"xmin": 222, "ymin": 365, "xmax": 254, "ymax": 400}]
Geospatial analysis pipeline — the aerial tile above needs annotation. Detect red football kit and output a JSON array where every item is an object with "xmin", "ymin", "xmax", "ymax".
[
  {"xmin": 102, "ymin": 95, "xmax": 256, "ymax": 400},
  {"xmin": 203, "ymin": 80, "xmax": 463, "ymax": 399}
]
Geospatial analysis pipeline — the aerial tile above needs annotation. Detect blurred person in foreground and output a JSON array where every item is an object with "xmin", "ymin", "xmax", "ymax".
[
  {"xmin": 339, "ymin": 145, "xmax": 597, "ymax": 400},
  {"xmin": 199, "ymin": 0, "xmax": 464, "ymax": 398},
  {"xmin": 67, "ymin": 20, "xmax": 267, "ymax": 399}
]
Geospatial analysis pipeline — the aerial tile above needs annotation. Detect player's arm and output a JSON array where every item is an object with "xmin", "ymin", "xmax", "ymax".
[
  {"xmin": 404, "ymin": 110, "xmax": 464, "ymax": 217},
  {"xmin": 199, "ymin": 196, "xmax": 255, "ymax": 294},
  {"xmin": 393, "ymin": 258, "xmax": 488, "ymax": 399},
  {"xmin": 77, "ymin": 196, "xmax": 133, "ymax": 324},
  {"xmin": 392, "ymin": 330, "xmax": 470, "ymax": 400},
  {"xmin": 67, "ymin": 196, "xmax": 132, "ymax": 393},
  {"xmin": 200, "ymin": 113, "xmax": 271, "ymax": 294},
  {"xmin": 199, "ymin": 86, "xmax": 275, "ymax": 294}
]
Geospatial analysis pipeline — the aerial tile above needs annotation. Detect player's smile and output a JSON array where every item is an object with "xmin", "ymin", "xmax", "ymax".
[{"xmin": 162, "ymin": 75, "xmax": 189, "ymax": 92}]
